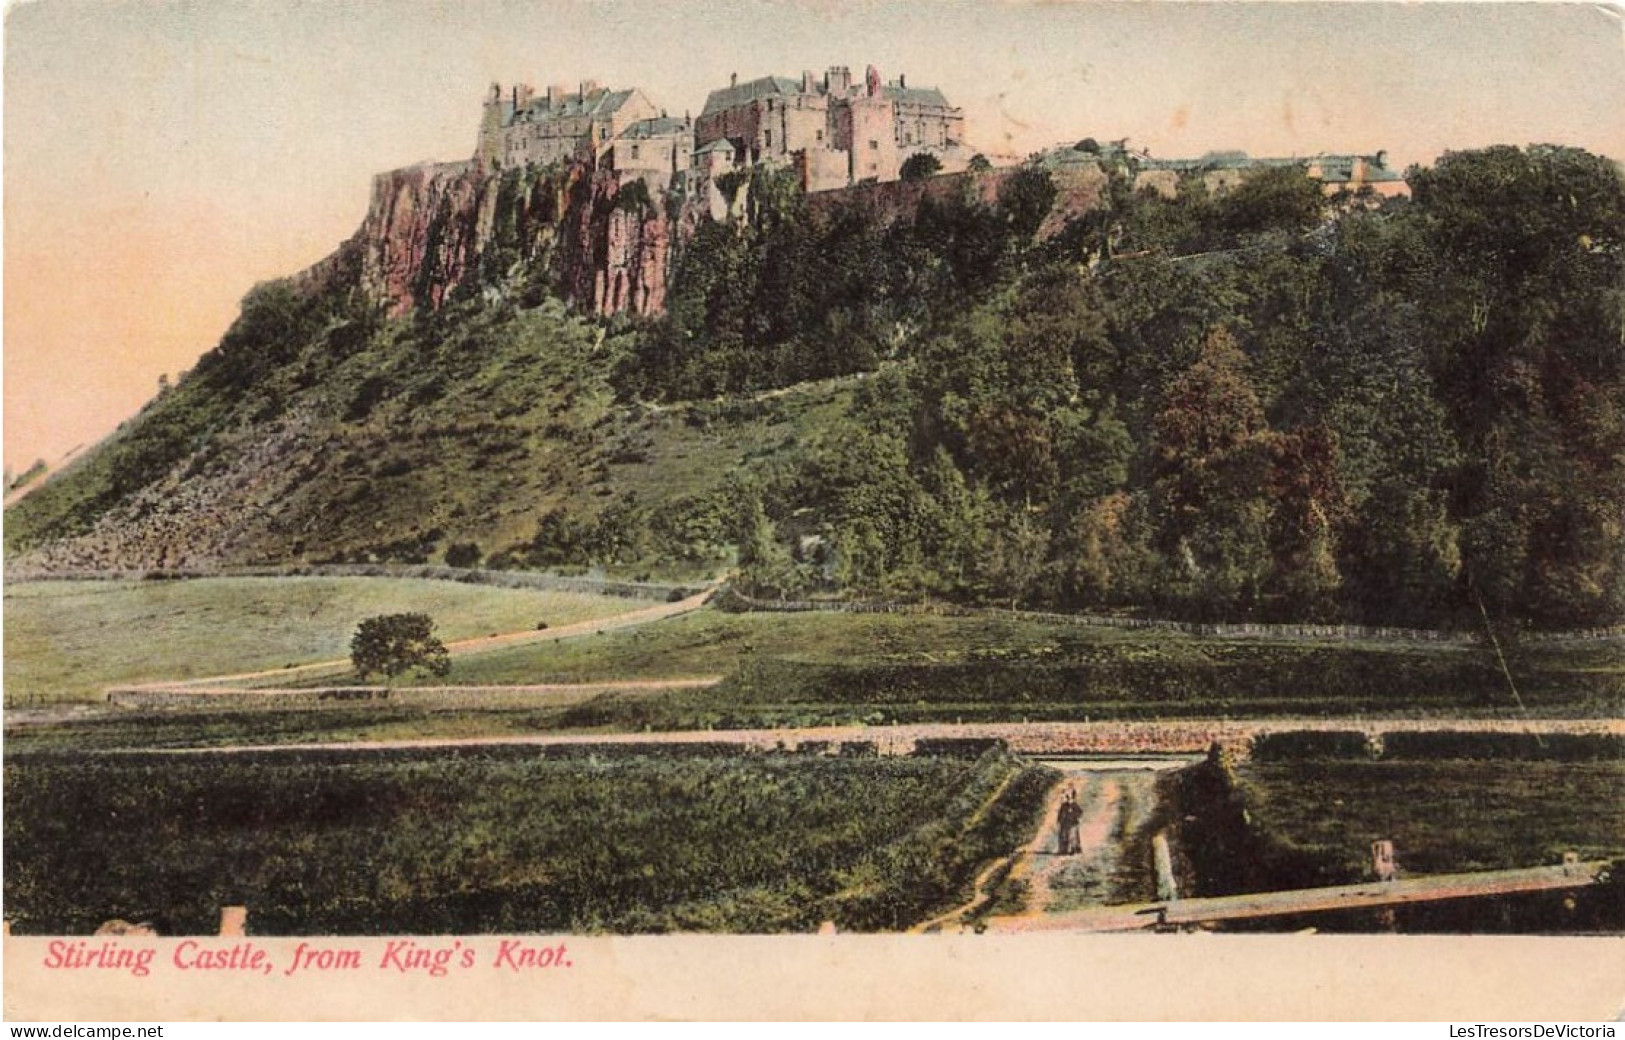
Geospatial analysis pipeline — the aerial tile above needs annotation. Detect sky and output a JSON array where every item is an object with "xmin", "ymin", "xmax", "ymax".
[{"xmin": 4, "ymin": 0, "xmax": 1624, "ymax": 472}]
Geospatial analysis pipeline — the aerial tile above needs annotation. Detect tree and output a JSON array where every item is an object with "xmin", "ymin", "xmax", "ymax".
[
  {"xmin": 1216, "ymin": 164, "xmax": 1327, "ymax": 240},
  {"xmin": 350, "ymin": 613, "xmax": 451, "ymax": 681},
  {"xmin": 1403, "ymin": 145, "xmax": 1625, "ymax": 628},
  {"xmin": 1150, "ymin": 327, "xmax": 1275, "ymax": 616},
  {"xmin": 900, "ymin": 152, "xmax": 944, "ymax": 182}
]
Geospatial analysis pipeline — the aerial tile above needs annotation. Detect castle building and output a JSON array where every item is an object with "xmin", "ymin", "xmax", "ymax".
[
  {"xmin": 1129, "ymin": 149, "xmax": 1407, "ymax": 199},
  {"xmin": 604, "ymin": 115, "xmax": 695, "ymax": 193},
  {"xmin": 694, "ymin": 64, "xmax": 968, "ymax": 192},
  {"xmin": 476, "ymin": 81, "xmax": 661, "ymax": 171}
]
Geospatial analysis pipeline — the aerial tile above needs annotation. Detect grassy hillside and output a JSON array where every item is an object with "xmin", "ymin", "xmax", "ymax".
[
  {"xmin": 2, "ymin": 577, "xmax": 644, "ymax": 704},
  {"xmin": 3, "ymin": 292, "xmax": 851, "ymax": 580}
]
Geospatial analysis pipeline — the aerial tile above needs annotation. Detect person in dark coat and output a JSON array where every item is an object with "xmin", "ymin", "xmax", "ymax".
[{"xmin": 1057, "ymin": 789, "xmax": 1083, "ymax": 855}]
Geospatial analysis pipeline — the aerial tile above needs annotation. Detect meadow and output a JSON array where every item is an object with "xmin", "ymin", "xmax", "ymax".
[
  {"xmin": 2, "ymin": 577, "xmax": 645, "ymax": 704},
  {"xmin": 3, "ymin": 746, "xmax": 1054, "ymax": 935},
  {"xmin": 1235, "ymin": 758, "xmax": 1625, "ymax": 878},
  {"xmin": 385, "ymin": 607, "xmax": 1623, "ymax": 727},
  {"xmin": 9, "ymin": 598, "xmax": 1620, "ymax": 751},
  {"xmin": 1165, "ymin": 733, "xmax": 1625, "ymax": 930}
]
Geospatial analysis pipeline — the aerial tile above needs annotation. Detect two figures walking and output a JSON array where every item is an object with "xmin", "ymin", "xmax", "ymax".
[{"xmin": 1056, "ymin": 788, "xmax": 1083, "ymax": 856}]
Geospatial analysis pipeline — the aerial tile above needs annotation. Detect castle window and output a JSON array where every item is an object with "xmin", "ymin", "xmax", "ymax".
[
  {"xmin": 816, "ymin": 129, "xmax": 824, "ymax": 142},
  {"xmin": 869, "ymin": 140, "xmax": 879, "ymax": 150},
  {"xmin": 631, "ymin": 144, "xmax": 640, "ymax": 159},
  {"xmin": 765, "ymin": 130, "xmax": 772, "ymax": 148}
]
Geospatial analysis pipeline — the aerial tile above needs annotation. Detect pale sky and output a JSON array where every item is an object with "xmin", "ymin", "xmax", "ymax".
[{"xmin": 5, "ymin": 0, "xmax": 1624, "ymax": 471}]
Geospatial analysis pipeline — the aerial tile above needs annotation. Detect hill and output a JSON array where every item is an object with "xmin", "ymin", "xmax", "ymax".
[{"xmin": 7, "ymin": 144, "xmax": 1624, "ymax": 631}]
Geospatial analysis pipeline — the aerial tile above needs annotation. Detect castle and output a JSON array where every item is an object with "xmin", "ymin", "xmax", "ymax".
[
  {"xmin": 474, "ymin": 64, "xmax": 968, "ymax": 195},
  {"xmin": 693, "ymin": 65, "xmax": 968, "ymax": 191},
  {"xmin": 473, "ymin": 69, "xmax": 1400, "ymax": 203}
]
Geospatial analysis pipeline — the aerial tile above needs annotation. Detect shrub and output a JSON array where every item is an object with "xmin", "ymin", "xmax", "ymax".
[
  {"xmin": 900, "ymin": 152, "xmax": 944, "ymax": 182},
  {"xmin": 1379, "ymin": 732, "xmax": 1625, "ymax": 762},
  {"xmin": 1250, "ymin": 731, "xmax": 1374, "ymax": 761}
]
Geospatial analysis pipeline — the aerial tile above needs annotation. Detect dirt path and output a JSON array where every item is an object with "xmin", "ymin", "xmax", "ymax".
[
  {"xmin": 912, "ymin": 761, "xmax": 1175, "ymax": 933},
  {"xmin": 50, "ymin": 716, "xmax": 1623, "ymax": 753},
  {"xmin": 114, "ymin": 678, "xmax": 723, "ymax": 698},
  {"xmin": 1018, "ymin": 777, "xmax": 1125, "ymax": 913},
  {"xmin": 913, "ymin": 773, "xmax": 1083, "ymax": 932}
]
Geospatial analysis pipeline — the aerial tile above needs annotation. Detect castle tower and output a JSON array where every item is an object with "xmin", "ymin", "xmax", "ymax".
[{"xmin": 476, "ymin": 82, "xmax": 514, "ymax": 170}]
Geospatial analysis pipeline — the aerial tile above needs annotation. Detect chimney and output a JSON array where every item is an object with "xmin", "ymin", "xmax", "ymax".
[
  {"xmin": 731, "ymin": 72, "xmax": 738, "ymax": 88},
  {"xmin": 802, "ymin": 69, "xmax": 816, "ymax": 94},
  {"xmin": 899, "ymin": 73, "xmax": 906, "ymax": 89},
  {"xmin": 547, "ymin": 84, "xmax": 560, "ymax": 108}
]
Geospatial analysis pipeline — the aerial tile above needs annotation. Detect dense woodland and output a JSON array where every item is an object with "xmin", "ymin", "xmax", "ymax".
[
  {"xmin": 9, "ymin": 144, "xmax": 1623, "ymax": 631},
  {"xmin": 625, "ymin": 146, "xmax": 1624, "ymax": 630}
]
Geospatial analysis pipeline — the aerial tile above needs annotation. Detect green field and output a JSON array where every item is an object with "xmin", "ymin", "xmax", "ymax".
[
  {"xmin": 370, "ymin": 608, "xmax": 1124, "ymax": 685},
  {"xmin": 1234, "ymin": 758, "xmax": 1625, "ymax": 880},
  {"xmin": 1172, "ymin": 733, "xmax": 1625, "ymax": 897},
  {"xmin": 9, "ymin": 601, "xmax": 1621, "ymax": 750},
  {"xmin": 380, "ymin": 607, "xmax": 1623, "ymax": 727},
  {"xmin": 3, "ymin": 747, "xmax": 1055, "ymax": 935},
  {"xmin": 2, "ymin": 577, "xmax": 646, "ymax": 704}
]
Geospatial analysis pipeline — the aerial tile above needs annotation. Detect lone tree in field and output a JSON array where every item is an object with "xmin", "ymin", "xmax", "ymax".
[{"xmin": 350, "ymin": 613, "xmax": 451, "ymax": 681}]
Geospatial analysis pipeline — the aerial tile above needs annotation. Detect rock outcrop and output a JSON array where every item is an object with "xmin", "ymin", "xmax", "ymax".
[
  {"xmin": 312, "ymin": 158, "xmax": 1105, "ymax": 324},
  {"xmin": 305, "ymin": 158, "xmax": 684, "ymax": 321}
]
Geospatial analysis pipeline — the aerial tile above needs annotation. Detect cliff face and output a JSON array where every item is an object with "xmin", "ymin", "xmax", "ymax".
[
  {"xmin": 325, "ymin": 159, "xmax": 1106, "ymax": 324},
  {"xmin": 356, "ymin": 162, "xmax": 492, "ymax": 315},
  {"xmin": 322, "ymin": 159, "xmax": 683, "ymax": 320},
  {"xmin": 558, "ymin": 175, "xmax": 684, "ymax": 318}
]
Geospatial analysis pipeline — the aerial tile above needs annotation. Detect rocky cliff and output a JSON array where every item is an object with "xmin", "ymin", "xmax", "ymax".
[
  {"xmin": 308, "ymin": 158, "xmax": 1106, "ymax": 324},
  {"xmin": 300, "ymin": 158, "xmax": 684, "ymax": 321}
]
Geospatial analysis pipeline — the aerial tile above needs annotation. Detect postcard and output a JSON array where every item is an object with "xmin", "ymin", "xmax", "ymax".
[{"xmin": 5, "ymin": 0, "xmax": 1623, "ymax": 1022}]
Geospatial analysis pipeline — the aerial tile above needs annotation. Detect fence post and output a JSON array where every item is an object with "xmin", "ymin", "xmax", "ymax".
[
  {"xmin": 219, "ymin": 905, "xmax": 248, "ymax": 937},
  {"xmin": 1372, "ymin": 839, "xmax": 1397, "ymax": 882},
  {"xmin": 1153, "ymin": 831, "xmax": 1178, "ymax": 901}
]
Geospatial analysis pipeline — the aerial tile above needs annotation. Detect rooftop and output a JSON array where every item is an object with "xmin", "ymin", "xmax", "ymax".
[
  {"xmin": 515, "ymin": 87, "xmax": 638, "ymax": 123},
  {"xmin": 882, "ymin": 84, "xmax": 952, "ymax": 109},
  {"xmin": 699, "ymin": 76, "xmax": 804, "ymax": 118},
  {"xmin": 621, "ymin": 116, "xmax": 691, "ymax": 139}
]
